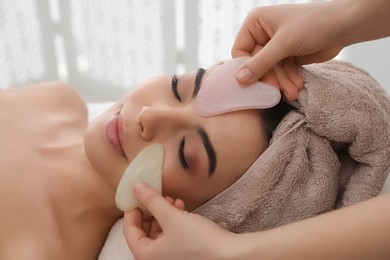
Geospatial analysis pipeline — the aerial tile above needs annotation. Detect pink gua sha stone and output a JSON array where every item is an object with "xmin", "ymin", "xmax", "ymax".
[{"xmin": 196, "ymin": 56, "xmax": 281, "ymax": 117}]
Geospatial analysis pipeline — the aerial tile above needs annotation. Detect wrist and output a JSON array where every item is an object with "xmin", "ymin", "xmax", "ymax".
[
  {"xmin": 324, "ymin": 0, "xmax": 355, "ymax": 48},
  {"xmin": 216, "ymin": 231, "xmax": 275, "ymax": 260},
  {"xmin": 335, "ymin": 0, "xmax": 390, "ymax": 46}
]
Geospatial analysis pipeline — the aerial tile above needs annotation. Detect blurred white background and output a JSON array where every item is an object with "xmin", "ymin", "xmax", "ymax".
[{"xmin": 0, "ymin": 0, "xmax": 389, "ymax": 102}]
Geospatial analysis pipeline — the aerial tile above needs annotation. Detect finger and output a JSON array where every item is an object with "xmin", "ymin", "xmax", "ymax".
[
  {"xmin": 231, "ymin": 10, "xmax": 270, "ymax": 58},
  {"xmin": 133, "ymin": 182, "xmax": 179, "ymax": 228},
  {"xmin": 236, "ymin": 33, "xmax": 289, "ymax": 83},
  {"xmin": 231, "ymin": 25, "xmax": 258, "ymax": 58},
  {"xmin": 123, "ymin": 208, "xmax": 152, "ymax": 253},
  {"xmin": 260, "ymin": 69, "xmax": 280, "ymax": 89},
  {"xmin": 165, "ymin": 196, "xmax": 175, "ymax": 205},
  {"xmin": 250, "ymin": 44, "xmax": 264, "ymax": 56},
  {"xmin": 274, "ymin": 63, "xmax": 299, "ymax": 101},
  {"xmin": 174, "ymin": 198, "xmax": 186, "ymax": 210},
  {"xmin": 124, "ymin": 207, "xmax": 143, "ymax": 231},
  {"xmin": 283, "ymin": 58, "xmax": 304, "ymax": 90}
]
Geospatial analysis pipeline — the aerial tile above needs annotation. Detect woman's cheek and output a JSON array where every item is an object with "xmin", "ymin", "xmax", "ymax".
[
  {"xmin": 161, "ymin": 154, "xmax": 178, "ymax": 195},
  {"xmin": 161, "ymin": 155, "xmax": 192, "ymax": 200}
]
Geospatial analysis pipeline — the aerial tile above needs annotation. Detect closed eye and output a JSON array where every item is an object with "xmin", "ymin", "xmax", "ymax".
[
  {"xmin": 178, "ymin": 137, "xmax": 188, "ymax": 169},
  {"xmin": 171, "ymin": 75, "xmax": 181, "ymax": 102}
]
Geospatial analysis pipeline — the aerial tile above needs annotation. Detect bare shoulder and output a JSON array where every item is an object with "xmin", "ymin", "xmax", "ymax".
[
  {"xmin": 0, "ymin": 81, "xmax": 88, "ymax": 123},
  {"xmin": 1, "ymin": 81, "xmax": 86, "ymax": 108}
]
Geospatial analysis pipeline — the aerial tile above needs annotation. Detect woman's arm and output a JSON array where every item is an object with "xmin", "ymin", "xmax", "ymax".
[
  {"xmin": 342, "ymin": 0, "xmax": 390, "ymax": 46},
  {"xmin": 124, "ymin": 183, "xmax": 390, "ymax": 260},
  {"xmin": 232, "ymin": 193, "xmax": 390, "ymax": 260}
]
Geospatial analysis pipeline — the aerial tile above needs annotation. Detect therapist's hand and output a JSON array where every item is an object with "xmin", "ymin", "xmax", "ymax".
[
  {"xmin": 232, "ymin": 1, "xmax": 344, "ymax": 100},
  {"xmin": 123, "ymin": 182, "xmax": 234, "ymax": 260}
]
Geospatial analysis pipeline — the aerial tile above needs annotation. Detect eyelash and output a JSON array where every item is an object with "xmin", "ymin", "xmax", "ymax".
[
  {"xmin": 178, "ymin": 137, "xmax": 188, "ymax": 170},
  {"xmin": 171, "ymin": 75, "xmax": 181, "ymax": 102}
]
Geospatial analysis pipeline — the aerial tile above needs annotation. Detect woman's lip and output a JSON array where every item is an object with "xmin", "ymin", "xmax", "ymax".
[
  {"xmin": 105, "ymin": 112, "xmax": 127, "ymax": 160},
  {"xmin": 117, "ymin": 112, "xmax": 127, "ymax": 158}
]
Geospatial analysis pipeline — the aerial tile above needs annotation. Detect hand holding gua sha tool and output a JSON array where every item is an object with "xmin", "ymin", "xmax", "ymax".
[
  {"xmin": 115, "ymin": 143, "xmax": 164, "ymax": 212},
  {"xmin": 196, "ymin": 56, "xmax": 281, "ymax": 117}
]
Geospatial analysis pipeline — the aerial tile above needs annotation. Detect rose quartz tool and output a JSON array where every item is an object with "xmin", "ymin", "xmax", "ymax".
[{"xmin": 196, "ymin": 56, "xmax": 281, "ymax": 117}]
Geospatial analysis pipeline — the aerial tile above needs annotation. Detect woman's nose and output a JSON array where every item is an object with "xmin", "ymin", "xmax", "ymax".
[{"xmin": 137, "ymin": 106, "xmax": 191, "ymax": 141}]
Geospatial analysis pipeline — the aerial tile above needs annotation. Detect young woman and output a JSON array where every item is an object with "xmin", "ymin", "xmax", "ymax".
[
  {"xmin": 125, "ymin": 0, "xmax": 390, "ymax": 258},
  {"xmin": 0, "ymin": 61, "xmax": 290, "ymax": 259}
]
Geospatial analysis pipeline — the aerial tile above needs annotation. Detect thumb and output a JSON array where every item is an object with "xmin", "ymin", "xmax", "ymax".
[
  {"xmin": 236, "ymin": 33, "xmax": 288, "ymax": 84},
  {"xmin": 133, "ymin": 182, "xmax": 177, "ymax": 227}
]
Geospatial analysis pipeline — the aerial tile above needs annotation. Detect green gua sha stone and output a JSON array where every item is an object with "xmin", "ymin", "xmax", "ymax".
[
  {"xmin": 115, "ymin": 143, "xmax": 164, "ymax": 212},
  {"xmin": 196, "ymin": 56, "xmax": 281, "ymax": 117}
]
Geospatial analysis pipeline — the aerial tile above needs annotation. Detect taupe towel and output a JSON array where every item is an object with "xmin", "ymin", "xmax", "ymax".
[{"xmin": 194, "ymin": 60, "xmax": 390, "ymax": 233}]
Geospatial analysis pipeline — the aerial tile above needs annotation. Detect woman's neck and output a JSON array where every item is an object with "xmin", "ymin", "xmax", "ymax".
[
  {"xmin": 45, "ymin": 138, "xmax": 120, "ymax": 220},
  {"xmin": 41, "ymin": 138, "xmax": 122, "ymax": 257}
]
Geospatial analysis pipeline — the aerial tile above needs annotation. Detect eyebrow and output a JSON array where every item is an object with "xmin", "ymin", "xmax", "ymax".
[
  {"xmin": 192, "ymin": 68, "xmax": 216, "ymax": 176},
  {"xmin": 196, "ymin": 126, "xmax": 217, "ymax": 176},
  {"xmin": 192, "ymin": 67, "xmax": 206, "ymax": 98}
]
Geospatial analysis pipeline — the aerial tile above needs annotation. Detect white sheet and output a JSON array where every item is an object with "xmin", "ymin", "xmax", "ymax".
[
  {"xmin": 87, "ymin": 102, "xmax": 115, "ymax": 122},
  {"xmin": 98, "ymin": 218, "xmax": 134, "ymax": 260}
]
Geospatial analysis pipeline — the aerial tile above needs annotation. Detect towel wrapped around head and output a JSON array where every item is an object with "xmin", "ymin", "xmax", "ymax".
[{"xmin": 193, "ymin": 60, "xmax": 390, "ymax": 233}]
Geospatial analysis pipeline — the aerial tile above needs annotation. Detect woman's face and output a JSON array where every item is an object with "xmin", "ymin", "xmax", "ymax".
[{"xmin": 85, "ymin": 64, "xmax": 266, "ymax": 210}]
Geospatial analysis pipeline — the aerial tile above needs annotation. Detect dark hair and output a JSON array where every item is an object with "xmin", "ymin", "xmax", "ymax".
[{"xmin": 259, "ymin": 100, "xmax": 295, "ymax": 143}]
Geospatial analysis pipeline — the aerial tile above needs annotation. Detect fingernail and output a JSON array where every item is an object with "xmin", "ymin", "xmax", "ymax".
[
  {"xmin": 237, "ymin": 68, "xmax": 253, "ymax": 82},
  {"xmin": 134, "ymin": 182, "xmax": 147, "ymax": 195}
]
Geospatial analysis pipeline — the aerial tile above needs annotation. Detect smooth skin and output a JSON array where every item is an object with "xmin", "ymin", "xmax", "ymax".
[
  {"xmin": 232, "ymin": 0, "xmax": 390, "ymax": 100},
  {"xmin": 124, "ymin": 0, "xmax": 390, "ymax": 258}
]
